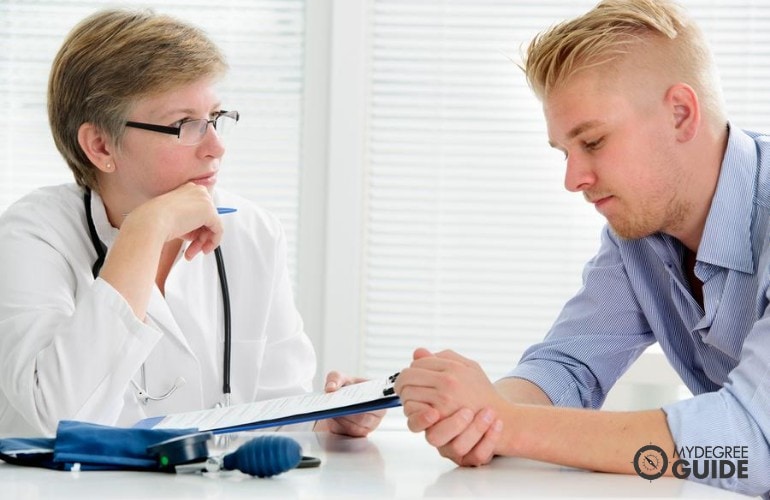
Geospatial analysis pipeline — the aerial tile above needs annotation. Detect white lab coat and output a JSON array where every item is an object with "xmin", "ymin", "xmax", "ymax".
[{"xmin": 0, "ymin": 184, "xmax": 316, "ymax": 437}]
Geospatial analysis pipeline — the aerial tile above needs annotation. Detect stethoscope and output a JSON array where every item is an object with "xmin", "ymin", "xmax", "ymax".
[{"xmin": 83, "ymin": 188, "xmax": 233, "ymax": 407}]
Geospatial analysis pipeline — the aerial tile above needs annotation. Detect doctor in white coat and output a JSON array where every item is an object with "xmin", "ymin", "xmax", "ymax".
[{"xmin": 0, "ymin": 8, "xmax": 383, "ymax": 438}]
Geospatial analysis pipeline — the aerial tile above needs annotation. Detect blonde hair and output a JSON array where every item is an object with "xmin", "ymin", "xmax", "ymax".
[
  {"xmin": 48, "ymin": 9, "xmax": 228, "ymax": 190},
  {"xmin": 523, "ymin": 0, "xmax": 724, "ymax": 122}
]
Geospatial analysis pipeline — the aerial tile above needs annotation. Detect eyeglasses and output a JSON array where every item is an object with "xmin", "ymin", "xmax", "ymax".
[{"xmin": 125, "ymin": 110, "xmax": 239, "ymax": 146}]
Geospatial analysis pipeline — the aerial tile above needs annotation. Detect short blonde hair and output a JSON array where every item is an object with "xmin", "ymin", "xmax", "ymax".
[
  {"xmin": 524, "ymin": 0, "xmax": 724, "ymax": 121},
  {"xmin": 48, "ymin": 9, "xmax": 228, "ymax": 190}
]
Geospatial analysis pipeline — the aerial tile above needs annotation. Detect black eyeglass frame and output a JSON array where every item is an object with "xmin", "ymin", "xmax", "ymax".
[{"xmin": 124, "ymin": 110, "xmax": 240, "ymax": 142}]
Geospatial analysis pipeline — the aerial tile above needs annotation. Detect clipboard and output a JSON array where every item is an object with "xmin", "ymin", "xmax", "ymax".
[{"xmin": 134, "ymin": 373, "xmax": 401, "ymax": 434}]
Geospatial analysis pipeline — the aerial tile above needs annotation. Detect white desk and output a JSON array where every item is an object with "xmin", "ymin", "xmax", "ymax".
[{"xmin": 1, "ymin": 430, "xmax": 751, "ymax": 499}]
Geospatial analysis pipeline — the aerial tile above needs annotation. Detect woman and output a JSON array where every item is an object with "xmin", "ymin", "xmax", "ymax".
[{"xmin": 0, "ymin": 8, "xmax": 382, "ymax": 438}]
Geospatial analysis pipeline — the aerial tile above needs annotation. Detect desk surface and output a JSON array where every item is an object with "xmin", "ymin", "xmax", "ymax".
[{"xmin": 1, "ymin": 430, "xmax": 750, "ymax": 499}]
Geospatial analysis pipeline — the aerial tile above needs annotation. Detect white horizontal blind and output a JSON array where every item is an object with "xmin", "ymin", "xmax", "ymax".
[
  {"xmin": 0, "ymin": 0, "xmax": 305, "ymax": 276},
  {"xmin": 362, "ymin": 0, "xmax": 770, "ymax": 382},
  {"xmin": 689, "ymin": 0, "xmax": 770, "ymax": 131}
]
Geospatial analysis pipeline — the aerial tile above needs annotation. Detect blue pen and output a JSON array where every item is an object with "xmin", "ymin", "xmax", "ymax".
[{"xmin": 217, "ymin": 207, "xmax": 237, "ymax": 214}]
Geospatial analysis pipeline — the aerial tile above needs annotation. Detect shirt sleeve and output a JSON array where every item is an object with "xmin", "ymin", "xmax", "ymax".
[
  {"xmin": 0, "ymin": 201, "xmax": 161, "ymax": 436},
  {"xmin": 504, "ymin": 225, "xmax": 655, "ymax": 408},
  {"xmin": 662, "ymin": 310, "xmax": 770, "ymax": 497}
]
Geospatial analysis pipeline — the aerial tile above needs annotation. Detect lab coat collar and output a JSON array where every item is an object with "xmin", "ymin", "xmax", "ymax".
[{"xmin": 87, "ymin": 189, "xmax": 119, "ymax": 249}]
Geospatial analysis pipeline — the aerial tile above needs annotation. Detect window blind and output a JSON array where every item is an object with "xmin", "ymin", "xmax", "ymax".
[
  {"xmin": 0, "ymin": 0, "xmax": 305, "ymax": 275},
  {"xmin": 361, "ymin": 0, "xmax": 770, "ymax": 383}
]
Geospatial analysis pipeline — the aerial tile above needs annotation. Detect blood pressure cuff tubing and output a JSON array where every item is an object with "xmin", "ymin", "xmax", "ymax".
[{"xmin": 0, "ymin": 420, "xmax": 194, "ymax": 471}]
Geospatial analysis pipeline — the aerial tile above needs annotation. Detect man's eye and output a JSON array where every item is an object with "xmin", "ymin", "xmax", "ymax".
[{"xmin": 584, "ymin": 138, "xmax": 604, "ymax": 151}]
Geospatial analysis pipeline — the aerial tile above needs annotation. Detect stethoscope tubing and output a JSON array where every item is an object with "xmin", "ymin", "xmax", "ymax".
[{"xmin": 213, "ymin": 246, "xmax": 231, "ymax": 397}]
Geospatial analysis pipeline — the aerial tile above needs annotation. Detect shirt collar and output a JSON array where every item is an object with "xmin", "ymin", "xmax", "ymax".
[
  {"xmin": 89, "ymin": 189, "xmax": 120, "ymax": 249},
  {"xmin": 697, "ymin": 125, "xmax": 757, "ymax": 274}
]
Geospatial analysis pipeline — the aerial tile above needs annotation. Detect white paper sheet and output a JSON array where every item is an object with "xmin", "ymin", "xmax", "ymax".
[{"xmin": 136, "ymin": 375, "xmax": 400, "ymax": 432}]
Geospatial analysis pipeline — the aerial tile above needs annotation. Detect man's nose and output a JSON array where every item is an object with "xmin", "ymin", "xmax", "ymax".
[{"xmin": 564, "ymin": 154, "xmax": 596, "ymax": 193}]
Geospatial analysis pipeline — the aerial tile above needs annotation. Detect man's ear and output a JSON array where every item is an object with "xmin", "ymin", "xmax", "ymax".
[
  {"xmin": 666, "ymin": 83, "xmax": 700, "ymax": 143},
  {"xmin": 77, "ymin": 122, "xmax": 115, "ymax": 173}
]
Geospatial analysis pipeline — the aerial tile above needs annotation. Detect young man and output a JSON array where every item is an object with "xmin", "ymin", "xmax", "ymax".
[{"xmin": 394, "ymin": 0, "xmax": 770, "ymax": 496}]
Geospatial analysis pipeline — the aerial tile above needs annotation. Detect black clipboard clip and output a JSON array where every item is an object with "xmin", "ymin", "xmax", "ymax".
[{"xmin": 382, "ymin": 372, "xmax": 399, "ymax": 396}]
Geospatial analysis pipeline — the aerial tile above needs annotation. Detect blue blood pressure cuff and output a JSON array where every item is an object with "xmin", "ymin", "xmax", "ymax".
[{"xmin": 0, "ymin": 420, "xmax": 194, "ymax": 471}]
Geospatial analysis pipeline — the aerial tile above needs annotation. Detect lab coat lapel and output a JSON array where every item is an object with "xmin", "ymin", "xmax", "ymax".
[{"xmin": 144, "ymin": 285, "xmax": 194, "ymax": 355}]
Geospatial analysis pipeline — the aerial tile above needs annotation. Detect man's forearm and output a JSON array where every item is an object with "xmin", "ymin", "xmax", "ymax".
[{"xmin": 496, "ymin": 403, "xmax": 675, "ymax": 475}]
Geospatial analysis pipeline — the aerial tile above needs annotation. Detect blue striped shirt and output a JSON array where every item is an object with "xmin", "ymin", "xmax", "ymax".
[{"xmin": 508, "ymin": 126, "xmax": 770, "ymax": 497}]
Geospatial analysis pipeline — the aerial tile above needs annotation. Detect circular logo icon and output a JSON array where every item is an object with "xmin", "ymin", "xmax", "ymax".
[{"xmin": 633, "ymin": 444, "xmax": 668, "ymax": 480}]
